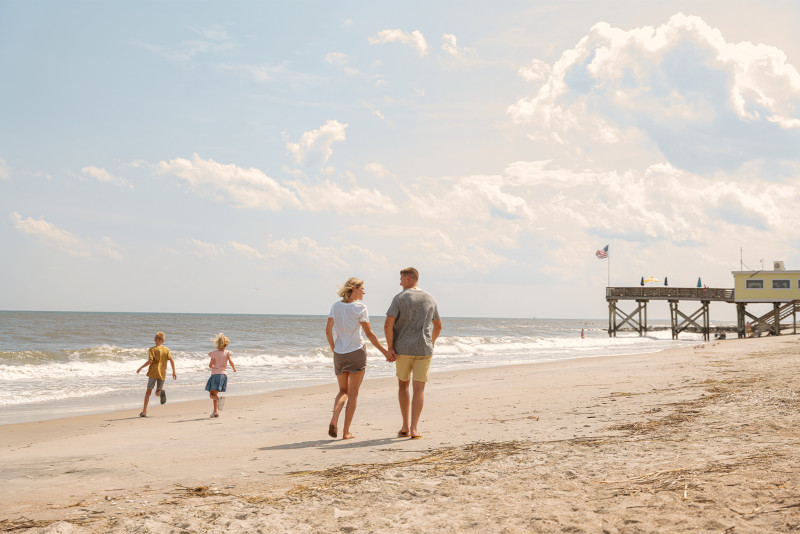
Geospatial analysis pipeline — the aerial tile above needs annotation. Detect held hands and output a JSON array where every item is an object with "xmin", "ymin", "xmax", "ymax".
[{"xmin": 385, "ymin": 348, "xmax": 397, "ymax": 362}]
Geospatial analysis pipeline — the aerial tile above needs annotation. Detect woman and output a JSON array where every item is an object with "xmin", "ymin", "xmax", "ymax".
[{"xmin": 326, "ymin": 277, "xmax": 392, "ymax": 439}]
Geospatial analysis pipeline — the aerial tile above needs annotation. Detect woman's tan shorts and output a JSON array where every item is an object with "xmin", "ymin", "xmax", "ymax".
[{"xmin": 333, "ymin": 346, "xmax": 368, "ymax": 375}]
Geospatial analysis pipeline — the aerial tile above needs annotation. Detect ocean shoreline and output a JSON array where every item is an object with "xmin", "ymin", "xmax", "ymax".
[
  {"xmin": 2, "ymin": 312, "xmax": 708, "ymax": 426},
  {"xmin": 2, "ymin": 337, "xmax": 688, "ymax": 427}
]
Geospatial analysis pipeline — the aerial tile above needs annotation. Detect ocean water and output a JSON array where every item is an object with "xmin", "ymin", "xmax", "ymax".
[{"xmin": 0, "ymin": 311, "xmax": 706, "ymax": 425}]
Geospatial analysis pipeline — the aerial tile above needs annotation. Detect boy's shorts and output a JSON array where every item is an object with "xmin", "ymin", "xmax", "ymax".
[
  {"xmin": 147, "ymin": 378, "xmax": 165, "ymax": 391},
  {"xmin": 396, "ymin": 355, "xmax": 432, "ymax": 383}
]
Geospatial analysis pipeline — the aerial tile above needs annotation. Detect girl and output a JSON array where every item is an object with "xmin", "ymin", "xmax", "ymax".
[{"xmin": 205, "ymin": 333, "xmax": 236, "ymax": 418}]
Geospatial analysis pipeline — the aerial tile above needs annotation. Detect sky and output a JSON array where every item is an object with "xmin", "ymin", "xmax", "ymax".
[{"xmin": 2, "ymin": 1, "xmax": 800, "ymax": 320}]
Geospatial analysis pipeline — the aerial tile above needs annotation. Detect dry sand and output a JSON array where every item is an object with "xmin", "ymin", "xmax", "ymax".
[{"xmin": 2, "ymin": 335, "xmax": 799, "ymax": 533}]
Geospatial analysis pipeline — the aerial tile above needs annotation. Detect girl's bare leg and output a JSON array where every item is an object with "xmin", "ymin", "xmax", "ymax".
[
  {"xmin": 342, "ymin": 370, "xmax": 365, "ymax": 439},
  {"xmin": 330, "ymin": 374, "xmax": 348, "ymax": 433},
  {"xmin": 210, "ymin": 390, "xmax": 219, "ymax": 414}
]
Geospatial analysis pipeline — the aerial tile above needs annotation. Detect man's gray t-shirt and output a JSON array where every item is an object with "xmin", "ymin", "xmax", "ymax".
[{"xmin": 386, "ymin": 288, "xmax": 440, "ymax": 356}]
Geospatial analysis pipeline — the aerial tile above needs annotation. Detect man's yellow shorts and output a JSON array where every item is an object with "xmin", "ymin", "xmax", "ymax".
[{"xmin": 395, "ymin": 354, "xmax": 432, "ymax": 383}]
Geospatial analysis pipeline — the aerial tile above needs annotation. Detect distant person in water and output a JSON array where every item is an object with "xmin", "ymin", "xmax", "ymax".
[
  {"xmin": 205, "ymin": 333, "xmax": 236, "ymax": 418},
  {"xmin": 384, "ymin": 267, "xmax": 442, "ymax": 440},
  {"xmin": 326, "ymin": 277, "xmax": 392, "ymax": 440},
  {"xmin": 136, "ymin": 331, "xmax": 176, "ymax": 417}
]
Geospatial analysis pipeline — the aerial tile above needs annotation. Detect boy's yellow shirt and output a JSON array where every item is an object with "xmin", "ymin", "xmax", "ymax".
[{"xmin": 146, "ymin": 345, "xmax": 172, "ymax": 380}]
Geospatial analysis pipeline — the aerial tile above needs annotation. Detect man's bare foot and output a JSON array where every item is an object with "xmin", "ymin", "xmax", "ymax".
[{"xmin": 343, "ymin": 433, "xmax": 355, "ymax": 439}]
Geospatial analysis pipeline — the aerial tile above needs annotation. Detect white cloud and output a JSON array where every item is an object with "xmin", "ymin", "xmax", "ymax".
[
  {"xmin": 286, "ymin": 120, "xmax": 348, "ymax": 167},
  {"xmin": 189, "ymin": 238, "xmax": 223, "ymax": 259},
  {"xmin": 403, "ymin": 174, "xmax": 532, "ymax": 224},
  {"xmin": 157, "ymin": 153, "xmax": 397, "ymax": 214},
  {"xmin": 157, "ymin": 154, "xmax": 301, "ymax": 210},
  {"xmin": 369, "ymin": 29, "xmax": 428, "ymax": 56},
  {"xmin": 10, "ymin": 212, "xmax": 121, "ymax": 260},
  {"xmin": 81, "ymin": 165, "xmax": 133, "ymax": 189},
  {"xmin": 0, "ymin": 157, "xmax": 9, "ymax": 180},
  {"xmin": 518, "ymin": 59, "xmax": 551, "ymax": 83},
  {"xmin": 364, "ymin": 162, "xmax": 393, "ymax": 178},
  {"xmin": 289, "ymin": 179, "xmax": 399, "ymax": 214},
  {"xmin": 219, "ymin": 62, "xmax": 285, "ymax": 82},
  {"xmin": 325, "ymin": 52, "xmax": 349, "ymax": 65},
  {"xmin": 441, "ymin": 34, "xmax": 475, "ymax": 59},
  {"xmin": 230, "ymin": 237, "xmax": 350, "ymax": 270},
  {"xmin": 229, "ymin": 241, "xmax": 263, "ymax": 260},
  {"xmin": 360, "ymin": 157, "xmax": 800, "ymax": 280},
  {"xmin": 507, "ymin": 13, "xmax": 800, "ymax": 173},
  {"xmin": 135, "ymin": 25, "xmax": 238, "ymax": 62}
]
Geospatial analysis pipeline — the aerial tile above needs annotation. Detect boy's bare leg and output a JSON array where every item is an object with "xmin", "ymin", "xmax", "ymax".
[
  {"xmin": 397, "ymin": 379, "xmax": 411, "ymax": 435},
  {"xmin": 141, "ymin": 389, "xmax": 152, "ymax": 415}
]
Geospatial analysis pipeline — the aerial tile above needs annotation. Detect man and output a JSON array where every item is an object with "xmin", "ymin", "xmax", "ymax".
[{"xmin": 384, "ymin": 267, "xmax": 442, "ymax": 440}]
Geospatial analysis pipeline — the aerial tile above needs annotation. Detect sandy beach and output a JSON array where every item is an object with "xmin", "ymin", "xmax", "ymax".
[{"xmin": 2, "ymin": 335, "xmax": 799, "ymax": 533}]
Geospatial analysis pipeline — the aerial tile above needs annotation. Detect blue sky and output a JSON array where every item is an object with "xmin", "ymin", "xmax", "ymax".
[{"xmin": 2, "ymin": 1, "xmax": 799, "ymax": 319}]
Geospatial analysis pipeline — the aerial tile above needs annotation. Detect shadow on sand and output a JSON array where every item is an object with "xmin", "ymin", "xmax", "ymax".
[{"xmin": 260, "ymin": 436, "xmax": 405, "ymax": 451}]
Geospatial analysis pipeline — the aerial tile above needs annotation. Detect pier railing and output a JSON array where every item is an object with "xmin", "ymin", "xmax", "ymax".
[{"xmin": 606, "ymin": 287, "xmax": 734, "ymax": 302}]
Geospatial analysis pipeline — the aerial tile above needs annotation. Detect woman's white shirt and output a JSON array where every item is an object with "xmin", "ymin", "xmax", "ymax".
[{"xmin": 329, "ymin": 300, "xmax": 368, "ymax": 354}]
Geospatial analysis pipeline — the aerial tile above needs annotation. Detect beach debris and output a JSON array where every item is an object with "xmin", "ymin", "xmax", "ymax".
[
  {"xmin": 284, "ymin": 440, "xmax": 530, "ymax": 497},
  {"xmin": 0, "ymin": 516, "xmax": 100, "ymax": 531},
  {"xmin": 491, "ymin": 413, "xmax": 540, "ymax": 424},
  {"xmin": 170, "ymin": 484, "xmax": 229, "ymax": 498},
  {"xmin": 596, "ymin": 451, "xmax": 784, "ymax": 499}
]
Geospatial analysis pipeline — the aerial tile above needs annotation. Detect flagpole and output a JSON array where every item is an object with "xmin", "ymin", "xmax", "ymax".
[{"xmin": 607, "ymin": 248, "xmax": 611, "ymax": 287}]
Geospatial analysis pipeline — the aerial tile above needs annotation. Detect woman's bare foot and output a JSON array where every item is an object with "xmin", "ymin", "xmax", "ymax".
[{"xmin": 342, "ymin": 432, "xmax": 355, "ymax": 439}]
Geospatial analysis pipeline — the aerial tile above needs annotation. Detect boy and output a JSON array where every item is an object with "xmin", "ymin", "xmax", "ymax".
[{"xmin": 136, "ymin": 331, "xmax": 176, "ymax": 417}]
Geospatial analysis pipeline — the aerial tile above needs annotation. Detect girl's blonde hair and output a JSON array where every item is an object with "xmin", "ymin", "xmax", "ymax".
[
  {"xmin": 211, "ymin": 333, "xmax": 229, "ymax": 351},
  {"xmin": 337, "ymin": 277, "xmax": 363, "ymax": 302}
]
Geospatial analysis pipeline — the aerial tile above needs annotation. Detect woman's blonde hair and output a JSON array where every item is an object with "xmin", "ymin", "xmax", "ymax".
[
  {"xmin": 337, "ymin": 277, "xmax": 363, "ymax": 302},
  {"xmin": 211, "ymin": 333, "xmax": 229, "ymax": 350}
]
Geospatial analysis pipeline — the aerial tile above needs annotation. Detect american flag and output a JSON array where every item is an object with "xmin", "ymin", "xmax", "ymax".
[{"xmin": 596, "ymin": 245, "xmax": 609, "ymax": 259}]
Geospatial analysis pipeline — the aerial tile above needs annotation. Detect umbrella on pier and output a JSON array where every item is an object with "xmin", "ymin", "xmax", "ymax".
[
  {"xmin": 664, "ymin": 277, "xmax": 669, "ymax": 286},
  {"xmin": 640, "ymin": 276, "xmax": 644, "ymax": 286},
  {"xmin": 697, "ymin": 277, "xmax": 702, "ymax": 288},
  {"xmin": 643, "ymin": 277, "xmax": 660, "ymax": 286}
]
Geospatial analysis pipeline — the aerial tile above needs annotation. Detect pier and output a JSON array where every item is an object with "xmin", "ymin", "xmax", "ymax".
[
  {"xmin": 606, "ymin": 286, "xmax": 800, "ymax": 340},
  {"xmin": 606, "ymin": 287, "xmax": 733, "ymax": 341},
  {"xmin": 605, "ymin": 265, "xmax": 800, "ymax": 340}
]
